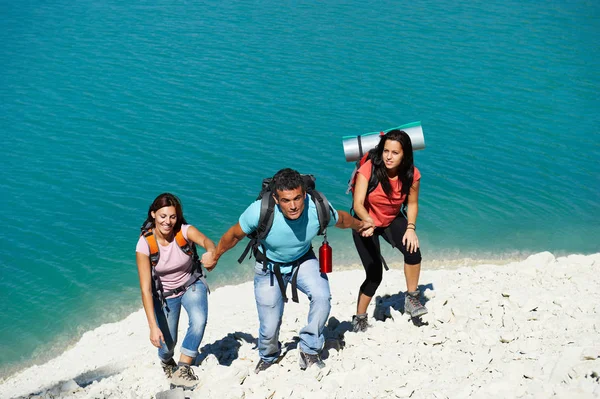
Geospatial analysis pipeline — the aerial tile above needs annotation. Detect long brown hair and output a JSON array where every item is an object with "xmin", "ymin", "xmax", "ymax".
[
  {"xmin": 141, "ymin": 193, "xmax": 187, "ymax": 233},
  {"xmin": 371, "ymin": 130, "xmax": 415, "ymax": 197}
]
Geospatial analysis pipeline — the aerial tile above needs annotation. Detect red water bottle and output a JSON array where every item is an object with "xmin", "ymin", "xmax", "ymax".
[{"xmin": 319, "ymin": 237, "xmax": 332, "ymax": 273}]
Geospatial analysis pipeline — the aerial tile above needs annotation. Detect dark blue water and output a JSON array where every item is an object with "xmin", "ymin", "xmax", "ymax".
[{"xmin": 1, "ymin": 0, "xmax": 598, "ymax": 377}]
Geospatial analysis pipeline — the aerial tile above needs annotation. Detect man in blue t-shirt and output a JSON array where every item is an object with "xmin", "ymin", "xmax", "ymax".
[{"xmin": 213, "ymin": 168, "xmax": 371, "ymax": 373}]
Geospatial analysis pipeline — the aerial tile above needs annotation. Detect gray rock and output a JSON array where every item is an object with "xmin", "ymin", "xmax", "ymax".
[{"xmin": 156, "ymin": 388, "xmax": 186, "ymax": 399}]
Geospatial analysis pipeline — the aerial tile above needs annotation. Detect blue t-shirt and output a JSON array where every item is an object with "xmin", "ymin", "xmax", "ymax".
[{"xmin": 239, "ymin": 193, "xmax": 339, "ymax": 273}]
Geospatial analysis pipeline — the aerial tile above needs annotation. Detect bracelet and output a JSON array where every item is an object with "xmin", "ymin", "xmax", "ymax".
[
  {"xmin": 406, "ymin": 226, "xmax": 415, "ymax": 231},
  {"xmin": 407, "ymin": 223, "xmax": 416, "ymax": 228}
]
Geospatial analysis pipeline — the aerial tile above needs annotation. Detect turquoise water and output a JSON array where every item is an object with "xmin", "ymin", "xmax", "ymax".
[{"xmin": 1, "ymin": 0, "xmax": 598, "ymax": 377}]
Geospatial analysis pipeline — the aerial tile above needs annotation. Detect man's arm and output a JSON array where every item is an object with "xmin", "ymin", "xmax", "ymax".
[
  {"xmin": 335, "ymin": 210, "xmax": 373, "ymax": 233},
  {"xmin": 213, "ymin": 222, "xmax": 247, "ymax": 264}
]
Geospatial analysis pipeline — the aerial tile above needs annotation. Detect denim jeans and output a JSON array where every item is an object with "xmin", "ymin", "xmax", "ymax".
[
  {"xmin": 253, "ymin": 257, "xmax": 331, "ymax": 363},
  {"xmin": 154, "ymin": 279, "xmax": 208, "ymax": 361}
]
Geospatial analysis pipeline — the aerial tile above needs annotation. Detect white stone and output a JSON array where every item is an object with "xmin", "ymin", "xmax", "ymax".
[
  {"xmin": 59, "ymin": 379, "xmax": 80, "ymax": 392},
  {"xmin": 549, "ymin": 346, "xmax": 584, "ymax": 383},
  {"xmin": 524, "ymin": 251, "xmax": 556, "ymax": 267}
]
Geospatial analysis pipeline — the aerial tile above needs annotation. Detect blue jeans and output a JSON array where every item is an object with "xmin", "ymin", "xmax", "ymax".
[
  {"xmin": 253, "ymin": 257, "xmax": 331, "ymax": 363},
  {"xmin": 154, "ymin": 280, "xmax": 208, "ymax": 361}
]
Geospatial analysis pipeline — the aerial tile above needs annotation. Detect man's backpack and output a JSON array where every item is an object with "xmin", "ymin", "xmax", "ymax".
[
  {"xmin": 141, "ymin": 222, "xmax": 208, "ymax": 306},
  {"xmin": 238, "ymin": 174, "xmax": 333, "ymax": 265}
]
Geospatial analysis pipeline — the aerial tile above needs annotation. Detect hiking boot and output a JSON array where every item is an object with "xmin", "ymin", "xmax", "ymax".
[
  {"xmin": 161, "ymin": 358, "xmax": 178, "ymax": 378},
  {"xmin": 298, "ymin": 349, "xmax": 325, "ymax": 370},
  {"xmin": 352, "ymin": 313, "xmax": 369, "ymax": 333},
  {"xmin": 170, "ymin": 364, "xmax": 199, "ymax": 390},
  {"xmin": 405, "ymin": 290, "xmax": 428, "ymax": 318},
  {"xmin": 254, "ymin": 359, "xmax": 275, "ymax": 374}
]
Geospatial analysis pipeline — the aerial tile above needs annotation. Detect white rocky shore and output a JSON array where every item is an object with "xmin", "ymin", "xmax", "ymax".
[{"xmin": 1, "ymin": 252, "xmax": 599, "ymax": 399}]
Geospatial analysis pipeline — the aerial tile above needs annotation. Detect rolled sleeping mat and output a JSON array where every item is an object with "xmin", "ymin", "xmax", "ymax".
[{"xmin": 342, "ymin": 121, "xmax": 425, "ymax": 162}]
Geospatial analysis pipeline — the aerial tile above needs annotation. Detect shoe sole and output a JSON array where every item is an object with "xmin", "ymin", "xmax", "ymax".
[
  {"xmin": 255, "ymin": 365, "xmax": 273, "ymax": 374},
  {"xmin": 409, "ymin": 308, "xmax": 428, "ymax": 318},
  {"xmin": 299, "ymin": 359, "xmax": 307, "ymax": 371},
  {"xmin": 170, "ymin": 383, "xmax": 199, "ymax": 390},
  {"xmin": 299, "ymin": 356, "xmax": 325, "ymax": 370}
]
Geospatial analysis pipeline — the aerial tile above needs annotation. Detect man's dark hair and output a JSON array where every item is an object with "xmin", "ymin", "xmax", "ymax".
[{"xmin": 271, "ymin": 168, "xmax": 306, "ymax": 197}]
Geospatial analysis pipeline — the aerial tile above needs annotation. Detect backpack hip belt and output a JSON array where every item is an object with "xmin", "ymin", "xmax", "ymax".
[
  {"xmin": 161, "ymin": 269, "xmax": 207, "ymax": 300},
  {"xmin": 258, "ymin": 248, "xmax": 316, "ymax": 303}
]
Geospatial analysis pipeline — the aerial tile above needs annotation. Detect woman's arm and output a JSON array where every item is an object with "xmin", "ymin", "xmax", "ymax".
[
  {"xmin": 136, "ymin": 252, "xmax": 164, "ymax": 348},
  {"xmin": 186, "ymin": 225, "xmax": 217, "ymax": 270},
  {"xmin": 186, "ymin": 225, "xmax": 216, "ymax": 252},
  {"xmin": 352, "ymin": 173, "xmax": 375, "ymax": 236},
  {"xmin": 403, "ymin": 180, "xmax": 420, "ymax": 253}
]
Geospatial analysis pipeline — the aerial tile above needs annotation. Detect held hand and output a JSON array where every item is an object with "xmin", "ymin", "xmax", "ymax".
[
  {"xmin": 402, "ymin": 229, "xmax": 420, "ymax": 253},
  {"xmin": 359, "ymin": 219, "xmax": 375, "ymax": 237},
  {"xmin": 361, "ymin": 226, "xmax": 375, "ymax": 237},
  {"xmin": 149, "ymin": 326, "xmax": 164, "ymax": 348},
  {"xmin": 201, "ymin": 250, "xmax": 217, "ymax": 271}
]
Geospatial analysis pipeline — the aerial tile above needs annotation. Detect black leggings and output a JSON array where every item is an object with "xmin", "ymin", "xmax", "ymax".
[{"xmin": 352, "ymin": 215, "xmax": 422, "ymax": 297}]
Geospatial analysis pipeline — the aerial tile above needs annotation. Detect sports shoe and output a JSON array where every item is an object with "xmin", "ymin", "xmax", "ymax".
[
  {"xmin": 160, "ymin": 358, "xmax": 177, "ymax": 378},
  {"xmin": 170, "ymin": 364, "xmax": 199, "ymax": 389},
  {"xmin": 298, "ymin": 349, "xmax": 325, "ymax": 370},
  {"xmin": 351, "ymin": 313, "xmax": 369, "ymax": 333},
  {"xmin": 405, "ymin": 290, "xmax": 428, "ymax": 318},
  {"xmin": 254, "ymin": 359, "xmax": 275, "ymax": 374}
]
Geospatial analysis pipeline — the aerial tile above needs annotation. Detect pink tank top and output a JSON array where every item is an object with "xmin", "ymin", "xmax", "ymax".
[{"xmin": 136, "ymin": 224, "xmax": 193, "ymax": 298}]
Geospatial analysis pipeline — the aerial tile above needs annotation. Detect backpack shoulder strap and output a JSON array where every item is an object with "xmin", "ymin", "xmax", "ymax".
[
  {"xmin": 175, "ymin": 230, "xmax": 193, "ymax": 256},
  {"xmin": 347, "ymin": 153, "xmax": 379, "ymax": 195},
  {"xmin": 302, "ymin": 175, "xmax": 331, "ymax": 235},
  {"xmin": 142, "ymin": 228, "xmax": 160, "ymax": 267},
  {"xmin": 308, "ymin": 189, "xmax": 332, "ymax": 236},
  {"xmin": 346, "ymin": 165, "xmax": 359, "ymax": 195},
  {"xmin": 238, "ymin": 191, "xmax": 276, "ymax": 263},
  {"xmin": 256, "ymin": 192, "xmax": 276, "ymax": 240},
  {"xmin": 174, "ymin": 228, "xmax": 206, "ymax": 277}
]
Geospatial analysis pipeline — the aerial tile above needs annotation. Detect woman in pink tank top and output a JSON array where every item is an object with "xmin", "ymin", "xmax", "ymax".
[{"xmin": 135, "ymin": 193, "xmax": 216, "ymax": 389}]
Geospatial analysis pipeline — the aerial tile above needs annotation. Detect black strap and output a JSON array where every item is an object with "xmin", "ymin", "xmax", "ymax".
[
  {"xmin": 380, "ymin": 254, "xmax": 390, "ymax": 271},
  {"xmin": 261, "ymin": 249, "xmax": 316, "ymax": 303},
  {"xmin": 258, "ymin": 194, "xmax": 276, "ymax": 238},
  {"xmin": 291, "ymin": 265, "xmax": 300, "ymax": 303},
  {"xmin": 162, "ymin": 269, "xmax": 207, "ymax": 298},
  {"xmin": 308, "ymin": 190, "xmax": 331, "ymax": 236},
  {"xmin": 238, "ymin": 238, "xmax": 256, "ymax": 263},
  {"xmin": 358, "ymin": 135, "xmax": 363, "ymax": 158},
  {"xmin": 152, "ymin": 270, "xmax": 165, "ymax": 303},
  {"xmin": 272, "ymin": 264, "xmax": 288, "ymax": 303},
  {"xmin": 238, "ymin": 194, "xmax": 276, "ymax": 264},
  {"xmin": 156, "ymin": 249, "xmax": 210, "ymax": 308}
]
